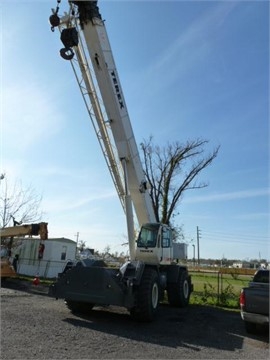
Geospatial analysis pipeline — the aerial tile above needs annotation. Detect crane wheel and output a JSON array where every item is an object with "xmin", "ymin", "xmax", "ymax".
[
  {"xmin": 65, "ymin": 300, "xmax": 94, "ymax": 314},
  {"xmin": 244, "ymin": 321, "xmax": 257, "ymax": 334},
  {"xmin": 130, "ymin": 268, "xmax": 159, "ymax": 322},
  {"xmin": 167, "ymin": 269, "xmax": 191, "ymax": 307}
]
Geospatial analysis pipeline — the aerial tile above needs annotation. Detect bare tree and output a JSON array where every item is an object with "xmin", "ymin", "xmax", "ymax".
[
  {"xmin": 0, "ymin": 176, "xmax": 43, "ymax": 228},
  {"xmin": 140, "ymin": 137, "xmax": 220, "ymax": 225},
  {"xmin": 77, "ymin": 240, "xmax": 86, "ymax": 252},
  {"xmin": 103, "ymin": 244, "xmax": 111, "ymax": 255}
]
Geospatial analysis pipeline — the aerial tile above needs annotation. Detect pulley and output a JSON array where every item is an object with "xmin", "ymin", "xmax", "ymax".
[
  {"xmin": 60, "ymin": 28, "xmax": 78, "ymax": 48},
  {"xmin": 49, "ymin": 13, "xmax": 60, "ymax": 30},
  {"xmin": 49, "ymin": 0, "xmax": 61, "ymax": 32},
  {"xmin": 59, "ymin": 28, "xmax": 79, "ymax": 60}
]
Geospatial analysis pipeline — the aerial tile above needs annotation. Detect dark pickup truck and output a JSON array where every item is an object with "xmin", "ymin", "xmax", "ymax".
[{"xmin": 240, "ymin": 269, "xmax": 269, "ymax": 333}]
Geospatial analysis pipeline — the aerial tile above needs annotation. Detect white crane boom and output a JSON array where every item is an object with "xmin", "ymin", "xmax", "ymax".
[
  {"xmin": 75, "ymin": 8, "xmax": 156, "ymax": 226},
  {"xmin": 52, "ymin": 1, "xmax": 156, "ymax": 258}
]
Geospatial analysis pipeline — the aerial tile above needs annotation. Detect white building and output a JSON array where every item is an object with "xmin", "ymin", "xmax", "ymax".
[
  {"xmin": 232, "ymin": 262, "xmax": 243, "ymax": 268},
  {"xmin": 15, "ymin": 238, "xmax": 76, "ymax": 279}
]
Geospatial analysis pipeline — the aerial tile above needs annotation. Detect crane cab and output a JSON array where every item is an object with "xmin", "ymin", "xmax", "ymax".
[{"xmin": 135, "ymin": 223, "xmax": 187, "ymax": 265}]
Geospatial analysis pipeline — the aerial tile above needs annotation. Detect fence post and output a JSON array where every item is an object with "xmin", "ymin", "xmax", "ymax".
[
  {"xmin": 221, "ymin": 272, "xmax": 223, "ymax": 295},
  {"xmin": 217, "ymin": 271, "xmax": 220, "ymax": 305}
]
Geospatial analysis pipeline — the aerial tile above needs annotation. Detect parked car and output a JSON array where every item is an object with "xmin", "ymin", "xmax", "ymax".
[{"xmin": 240, "ymin": 269, "xmax": 269, "ymax": 333}]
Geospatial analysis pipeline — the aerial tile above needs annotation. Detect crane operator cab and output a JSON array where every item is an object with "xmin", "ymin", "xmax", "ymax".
[{"xmin": 135, "ymin": 223, "xmax": 186, "ymax": 265}]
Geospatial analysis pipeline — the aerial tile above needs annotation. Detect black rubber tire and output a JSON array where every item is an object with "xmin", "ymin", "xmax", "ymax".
[
  {"xmin": 167, "ymin": 269, "xmax": 190, "ymax": 307},
  {"xmin": 130, "ymin": 268, "xmax": 159, "ymax": 322},
  {"xmin": 244, "ymin": 321, "xmax": 257, "ymax": 334},
  {"xmin": 65, "ymin": 300, "xmax": 94, "ymax": 314}
]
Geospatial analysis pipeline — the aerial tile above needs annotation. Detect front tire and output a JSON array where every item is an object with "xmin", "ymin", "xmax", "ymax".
[
  {"xmin": 167, "ymin": 269, "xmax": 191, "ymax": 307},
  {"xmin": 130, "ymin": 268, "xmax": 159, "ymax": 322}
]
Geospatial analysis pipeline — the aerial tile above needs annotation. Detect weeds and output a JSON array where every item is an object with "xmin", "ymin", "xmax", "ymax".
[
  {"xmin": 219, "ymin": 282, "xmax": 239, "ymax": 308},
  {"xmin": 189, "ymin": 271, "xmax": 247, "ymax": 309},
  {"xmin": 202, "ymin": 282, "xmax": 217, "ymax": 305}
]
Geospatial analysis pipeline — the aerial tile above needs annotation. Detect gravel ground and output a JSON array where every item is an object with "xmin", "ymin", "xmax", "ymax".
[{"xmin": 1, "ymin": 278, "xmax": 269, "ymax": 360}]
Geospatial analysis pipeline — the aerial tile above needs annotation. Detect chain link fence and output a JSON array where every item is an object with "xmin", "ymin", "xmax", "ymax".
[{"xmin": 189, "ymin": 268, "xmax": 256, "ymax": 308}]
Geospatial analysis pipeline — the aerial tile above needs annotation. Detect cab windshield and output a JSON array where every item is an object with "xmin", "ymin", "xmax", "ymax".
[{"xmin": 137, "ymin": 224, "xmax": 159, "ymax": 248}]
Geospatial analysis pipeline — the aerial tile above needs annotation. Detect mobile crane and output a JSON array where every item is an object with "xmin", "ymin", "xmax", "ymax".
[
  {"xmin": 0, "ymin": 222, "xmax": 48, "ymax": 278},
  {"xmin": 48, "ymin": 1, "xmax": 192, "ymax": 321}
]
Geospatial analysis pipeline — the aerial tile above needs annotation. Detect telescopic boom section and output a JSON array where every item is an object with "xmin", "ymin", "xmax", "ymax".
[
  {"xmin": 51, "ymin": 1, "xmax": 157, "ymax": 259},
  {"xmin": 72, "ymin": 1, "xmax": 156, "ymax": 226}
]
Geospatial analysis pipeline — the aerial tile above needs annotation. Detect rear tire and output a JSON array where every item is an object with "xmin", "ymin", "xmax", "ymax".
[
  {"xmin": 130, "ymin": 268, "xmax": 159, "ymax": 322},
  {"xmin": 167, "ymin": 269, "xmax": 190, "ymax": 307},
  {"xmin": 65, "ymin": 300, "xmax": 94, "ymax": 314},
  {"xmin": 244, "ymin": 321, "xmax": 257, "ymax": 334}
]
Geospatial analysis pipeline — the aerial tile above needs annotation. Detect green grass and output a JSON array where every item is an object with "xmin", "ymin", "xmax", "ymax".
[{"xmin": 189, "ymin": 271, "xmax": 252, "ymax": 309}]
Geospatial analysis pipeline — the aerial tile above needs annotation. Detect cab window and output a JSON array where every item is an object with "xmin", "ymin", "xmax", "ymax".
[{"xmin": 162, "ymin": 228, "xmax": 171, "ymax": 248}]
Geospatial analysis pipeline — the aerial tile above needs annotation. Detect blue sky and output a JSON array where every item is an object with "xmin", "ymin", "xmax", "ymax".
[{"xmin": 1, "ymin": 0, "xmax": 269, "ymax": 261}]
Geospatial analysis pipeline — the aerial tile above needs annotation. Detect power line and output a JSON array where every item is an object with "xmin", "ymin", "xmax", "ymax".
[
  {"xmin": 203, "ymin": 230, "xmax": 268, "ymax": 240},
  {"xmin": 185, "ymin": 230, "xmax": 268, "ymax": 241},
  {"xmin": 203, "ymin": 234, "xmax": 267, "ymax": 245},
  {"xmin": 185, "ymin": 229, "xmax": 268, "ymax": 250},
  {"xmin": 204, "ymin": 238, "xmax": 267, "ymax": 247}
]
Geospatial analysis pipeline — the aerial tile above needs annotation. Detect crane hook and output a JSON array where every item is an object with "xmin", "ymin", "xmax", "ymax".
[{"xmin": 60, "ymin": 47, "xmax": 75, "ymax": 61}]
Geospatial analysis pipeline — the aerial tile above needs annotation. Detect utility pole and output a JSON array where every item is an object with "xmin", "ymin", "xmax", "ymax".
[
  {"xmin": 197, "ymin": 226, "xmax": 201, "ymax": 266},
  {"xmin": 75, "ymin": 232, "xmax": 80, "ymax": 245},
  {"xmin": 75, "ymin": 232, "xmax": 79, "ymax": 257}
]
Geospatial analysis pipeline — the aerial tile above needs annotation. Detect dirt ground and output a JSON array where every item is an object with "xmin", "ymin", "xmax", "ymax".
[{"xmin": 1, "ymin": 278, "xmax": 269, "ymax": 360}]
